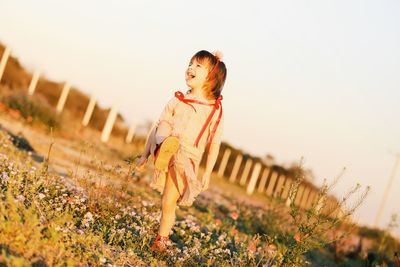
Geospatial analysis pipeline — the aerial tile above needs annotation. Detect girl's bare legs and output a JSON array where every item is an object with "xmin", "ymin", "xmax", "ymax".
[{"xmin": 158, "ymin": 172, "xmax": 181, "ymax": 236}]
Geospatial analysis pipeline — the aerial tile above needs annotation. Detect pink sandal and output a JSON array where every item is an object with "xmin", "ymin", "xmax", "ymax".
[{"xmin": 150, "ymin": 233, "xmax": 170, "ymax": 253}]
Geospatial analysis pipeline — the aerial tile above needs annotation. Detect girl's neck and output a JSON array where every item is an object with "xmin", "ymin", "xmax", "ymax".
[{"xmin": 189, "ymin": 87, "xmax": 209, "ymax": 100}]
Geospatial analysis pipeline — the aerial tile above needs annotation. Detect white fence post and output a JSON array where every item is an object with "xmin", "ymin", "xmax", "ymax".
[
  {"xmin": 306, "ymin": 190, "xmax": 316, "ymax": 209},
  {"xmin": 239, "ymin": 159, "xmax": 253, "ymax": 186},
  {"xmin": 246, "ymin": 162, "xmax": 262, "ymax": 195},
  {"xmin": 101, "ymin": 106, "xmax": 118, "ymax": 143},
  {"xmin": 266, "ymin": 171, "xmax": 279, "ymax": 196},
  {"xmin": 0, "ymin": 46, "xmax": 10, "ymax": 82},
  {"xmin": 281, "ymin": 178, "xmax": 292, "ymax": 200},
  {"xmin": 217, "ymin": 149, "xmax": 231, "ymax": 177},
  {"xmin": 300, "ymin": 186, "xmax": 311, "ymax": 208},
  {"xmin": 294, "ymin": 184, "xmax": 305, "ymax": 206},
  {"xmin": 125, "ymin": 123, "xmax": 137, "ymax": 143},
  {"xmin": 56, "ymin": 82, "xmax": 71, "ymax": 114},
  {"xmin": 28, "ymin": 70, "xmax": 40, "ymax": 95},
  {"xmin": 257, "ymin": 167, "xmax": 270, "ymax": 193},
  {"xmin": 82, "ymin": 96, "xmax": 96, "ymax": 126},
  {"xmin": 229, "ymin": 154, "xmax": 243, "ymax": 183},
  {"xmin": 274, "ymin": 174, "xmax": 286, "ymax": 197}
]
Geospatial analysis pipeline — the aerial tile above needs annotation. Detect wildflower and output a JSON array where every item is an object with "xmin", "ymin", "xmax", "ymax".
[
  {"xmin": 248, "ymin": 235, "xmax": 260, "ymax": 255},
  {"xmin": 84, "ymin": 212, "xmax": 94, "ymax": 221},
  {"xmin": 230, "ymin": 211, "xmax": 239, "ymax": 220},
  {"xmin": 215, "ymin": 218, "xmax": 222, "ymax": 226},
  {"xmin": 294, "ymin": 233, "xmax": 301, "ymax": 242},
  {"xmin": 99, "ymin": 257, "xmax": 107, "ymax": 264},
  {"xmin": 265, "ymin": 244, "xmax": 277, "ymax": 257},
  {"xmin": 230, "ymin": 227, "xmax": 238, "ymax": 236},
  {"xmin": 1, "ymin": 171, "xmax": 9, "ymax": 182},
  {"xmin": 38, "ymin": 193, "xmax": 45, "ymax": 199},
  {"xmin": 16, "ymin": 195, "xmax": 25, "ymax": 203}
]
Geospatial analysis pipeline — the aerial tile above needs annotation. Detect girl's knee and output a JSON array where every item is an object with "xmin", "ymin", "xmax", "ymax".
[{"xmin": 161, "ymin": 195, "xmax": 179, "ymax": 211}]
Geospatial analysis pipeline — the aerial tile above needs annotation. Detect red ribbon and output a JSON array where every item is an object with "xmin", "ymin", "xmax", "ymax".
[{"xmin": 174, "ymin": 91, "xmax": 223, "ymax": 152}]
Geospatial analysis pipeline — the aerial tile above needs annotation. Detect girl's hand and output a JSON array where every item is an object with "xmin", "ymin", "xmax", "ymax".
[
  {"xmin": 134, "ymin": 156, "xmax": 147, "ymax": 172},
  {"xmin": 202, "ymin": 172, "xmax": 211, "ymax": 191}
]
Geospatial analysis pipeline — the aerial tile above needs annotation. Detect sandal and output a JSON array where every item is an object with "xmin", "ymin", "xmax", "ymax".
[
  {"xmin": 154, "ymin": 136, "xmax": 179, "ymax": 171},
  {"xmin": 150, "ymin": 233, "xmax": 170, "ymax": 253}
]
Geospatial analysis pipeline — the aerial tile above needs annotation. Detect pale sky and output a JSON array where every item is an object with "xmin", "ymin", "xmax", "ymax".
[{"xmin": 1, "ymin": 0, "xmax": 399, "ymax": 234}]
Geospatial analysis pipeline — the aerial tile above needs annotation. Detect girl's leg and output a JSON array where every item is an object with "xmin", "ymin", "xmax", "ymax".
[{"xmin": 158, "ymin": 171, "xmax": 181, "ymax": 236}]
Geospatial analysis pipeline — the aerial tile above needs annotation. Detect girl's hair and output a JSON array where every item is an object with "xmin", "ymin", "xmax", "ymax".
[{"xmin": 191, "ymin": 50, "xmax": 227, "ymax": 100}]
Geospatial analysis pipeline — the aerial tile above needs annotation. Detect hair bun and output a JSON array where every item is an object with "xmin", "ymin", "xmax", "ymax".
[{"xmin": 213, "ymin": 51, "xmax": 223, "ymax": 62}]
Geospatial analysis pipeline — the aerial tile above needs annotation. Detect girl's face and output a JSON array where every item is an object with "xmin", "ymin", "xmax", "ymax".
[{"xmin": 185, "ymin": 58, "xmax": 210, "ymax": 90}]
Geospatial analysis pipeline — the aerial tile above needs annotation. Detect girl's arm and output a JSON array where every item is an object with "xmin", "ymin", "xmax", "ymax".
[
  {"xmin": 202, "ymin": 113, "xmax": 224, "ymax": 190},
  {"xmin": 136, "ymin": 96, "xmax": 178, "ymax": 168},
  {"xmin": 136, "ymin": 122, "xmax": 157, "ymax": 166}
]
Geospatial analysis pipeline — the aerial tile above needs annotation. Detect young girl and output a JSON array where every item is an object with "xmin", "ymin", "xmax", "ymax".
[{"xmin": 135, "ymin": 50, "xmax": 227, "ymax": 253}]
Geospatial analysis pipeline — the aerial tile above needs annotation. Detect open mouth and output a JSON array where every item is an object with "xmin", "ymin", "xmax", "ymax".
[{"xmin": 187, "ymin": 73, "xmax": 196, "ymax": 80}]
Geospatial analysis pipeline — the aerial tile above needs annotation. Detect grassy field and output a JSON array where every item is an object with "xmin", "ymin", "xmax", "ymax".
[{"xmin": 0, "ymin": 108, "xmax": 399, "ymax": 266}]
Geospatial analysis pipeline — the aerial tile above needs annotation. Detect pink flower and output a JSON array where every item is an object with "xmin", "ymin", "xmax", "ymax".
[
  {"xmin": 247, "ymin": 235, "xmax": 260, "ymax": 254},
  {"xmin": 294, "ymin": 233, "xmax": 301, "ymax": 242},
  {"xmin": 215, "ymin": 218, "xmax": 222, "ymax": 226},
  {"xmin": 230, "ymin": 211, "xmax": 239, "ymax": 220},
  {"xmin": 230, "ymin": 227, "xmax": 238, "ymax": 236}
]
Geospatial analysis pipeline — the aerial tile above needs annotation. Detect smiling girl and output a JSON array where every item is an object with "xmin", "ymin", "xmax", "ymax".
[{"xmin": 135, "ymin": 50, "xmax": 227, "ymax": 253}]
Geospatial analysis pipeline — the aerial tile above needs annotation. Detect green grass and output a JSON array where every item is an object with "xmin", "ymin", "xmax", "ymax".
[{"xmin": 0, "ymin": 129, "xmax": 399, "ymax": 266}]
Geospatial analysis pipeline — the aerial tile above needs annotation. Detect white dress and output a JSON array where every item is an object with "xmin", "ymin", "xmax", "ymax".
[{"xmin": 143, "ymin": 90, "xmax": 224, "ymax": 206}]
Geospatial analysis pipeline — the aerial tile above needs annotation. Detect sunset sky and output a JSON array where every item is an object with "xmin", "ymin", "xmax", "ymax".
[{"xmin": 1, "ymin": 0, "xmax": 399, "ymax": 234}]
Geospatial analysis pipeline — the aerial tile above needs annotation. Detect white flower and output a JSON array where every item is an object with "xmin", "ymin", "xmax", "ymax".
[
  {"xmin": 84, "ymin": 212, "xmax": 94, "ymax": 221},
  {"xmin": 99, "ymin": 257, "xmax": 107, "ymax": 264},
  {"xmin": 16, "ymin": 195, "xmax": 25, "ymax": 203},
  {"xmin": 1, "ymin": 172, "xmax": 9, "ymax": 182},
  {"xmin": 38, "ymin": 193, "xmax": 45, "ymax": 199}
]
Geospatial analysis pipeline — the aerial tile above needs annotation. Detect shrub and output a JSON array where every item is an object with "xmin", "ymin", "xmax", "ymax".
[{"xmin": 1, "ymin": 93, "xmax": 61, "ymax": 129}]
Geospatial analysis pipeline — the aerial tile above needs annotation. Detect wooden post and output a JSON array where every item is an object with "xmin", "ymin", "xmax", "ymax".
[
  {"xmin": 246, "ymin": 162, "xmax": 262, "ymax": 195},
  {"xmin": 273, "ymin": 174, "xmax": 286, "ymax": 198},
  {"xmin": 281, "ymin": 178, "xmax": 292, "ymax": 200},
  {"xmin": 125, "ymin": 123, "xmax": 137, "ymax": 143},
  {"xmin": 229, "ymin": 154, "xmax": 242, "ymax": 183},
  {"xmin": 294, "ymin": 184, "xmax": 305, "ymax": 206},
  {"xmin": 101, "ymin": 106, "xmax": 118, "ymax": 143},
  {"xmin": 266, "ymin": 171, "xmax": 279, "ymax": 196},
  {"xmin": 0, "ymin": 46, "xmax": 10, "ymax": 82},
  {"xmin": 257, "ymin": 167, "xmax": 270, "ymax": 193},
  {"xmin": 217, "ymin": 149, "xmax": 231, "ymax": 177},
  {"xmin": 28, "ymin": 70, "xmax": 40, "ymax": 95},
  {"xmin": 56, "ymin": 82, "xmax": 71, "ymax": 113},
  {"xmin": 300, "ymin": 186, "xmax": 311, "ymax": 208},
  {"xmin": 82, "ymin": 96, "xmax": 96, "ymax": 126},
  {"xmin": 239, "ymin": 159, "xmax": 253, "ymax": 186},
  {"xmin": 306, "ymin": 190, "xmax": 316, "ymax": 209}
]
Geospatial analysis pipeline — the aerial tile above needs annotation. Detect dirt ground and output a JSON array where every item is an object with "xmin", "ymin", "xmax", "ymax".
[{"xmin": 0, "ymin": 113, "xmax": 279, "ymax": 211}]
